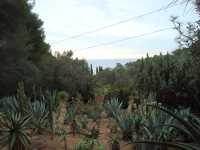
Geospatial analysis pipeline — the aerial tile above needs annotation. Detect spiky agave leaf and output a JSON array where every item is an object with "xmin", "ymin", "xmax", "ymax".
[
  {"xmin": 133, "ymin": 104, "xmax": 200, "ymax": 150},
  {"xmin": 29, "ymin": 101, "xmax": 49, "ymax": 133},
  {"xmin": 0, "ymin": 112, "xmax": 31, "ymax": 150},
  {"xmin": 134, "ymin": 140, "xmax": 200, "ymax": 150},
  {"xmin": 114, "ymin": 112, "xmax": 135, "ymax": 140},
  {"xmin": 148, "ymin": 104, "xmax": 200, "ymax": 143},
  {"xmin": 104, "ymin": 98, "xmax": 122, "ymax": 118}
]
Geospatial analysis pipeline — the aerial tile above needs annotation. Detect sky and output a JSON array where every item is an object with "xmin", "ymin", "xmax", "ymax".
[{"xmin": 33, "ymin": 0, "xmax": 199, "ymax": 59}]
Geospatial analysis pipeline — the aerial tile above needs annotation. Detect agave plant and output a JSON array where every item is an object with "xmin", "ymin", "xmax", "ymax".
[
  {"xmin": 142, "ymin": 107, "xmax": 174, "ymax": 150},
  {"xmin": 134, "ymin": 104, "xmax": 200, "ymax": 150},
  {"xmin": 104, "ymin": 98, "xmax": 122, "ymax": 118},
  {"xmin": 65, "ymin": 104, "xmax": 77, "ymax": 123},
  {"xmin": 46, "ymin": 91, "xmax": 57, "ymax": 139},
  {"xmin": 65, "ymin": 104, "xmax": 81, "ymax": 135},
  {"xmin": 28, "ymin": 100, "xmax": 49, "ymax": 134},
  {"xmin": 114, "ymin": 112, "xmax": 135, "ymax": 141},
  {"xmin": 0, "ymin": 97, "xmax": 21, "ymax": 114},
  {"xmin": 0, "ymin": 112, "xmax": 31, "ymax": 150}
]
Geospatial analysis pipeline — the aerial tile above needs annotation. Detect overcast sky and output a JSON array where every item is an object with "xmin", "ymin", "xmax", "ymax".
[{"xmin": 33, "ymin": 0, "xmax": 199, "ymax": 59}]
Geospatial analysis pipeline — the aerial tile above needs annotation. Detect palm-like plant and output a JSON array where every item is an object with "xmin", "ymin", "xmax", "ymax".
[
  {"xmin": 29, "ymin": 101, "xmax": 49, "ymax": 134},
  {"xmin": 0, "ymin": 112, "xmax": 31, "ymax": 150},
  {"xmin": 104, "ymin": 98, "xmax": 122, "ymax": 118}
]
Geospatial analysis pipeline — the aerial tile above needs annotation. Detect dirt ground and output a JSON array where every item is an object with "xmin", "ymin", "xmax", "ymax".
[{"xmin": 30, "ymin": 118, "xmax": 134, "ymax": 150}]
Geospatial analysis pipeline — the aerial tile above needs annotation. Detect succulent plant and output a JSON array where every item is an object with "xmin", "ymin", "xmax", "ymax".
[
  {"xmin": 104, "ymin": 98, "xmax": 122, "ymax": 118},
  {"xmin": 114, "ymin": 112, "xmax": 134, "ymax": 141},
  {"xmin": 0, "ymin": 112, "xmax": 31, "ymax": 150},
  {"xmin": 28, "ymin": 100, "xmax": 49, "ymax": 134}
]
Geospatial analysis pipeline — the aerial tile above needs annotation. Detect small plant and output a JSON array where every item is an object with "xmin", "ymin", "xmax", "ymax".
[
  {"xmin": 57, "ymin": 128, "xmax": 69, "ymax": 150},
  {"xmin": 109, "ymin": 136, "xmax": 120, "ymax": 150},
  {"xmin": 104, "ymin": 98, "xmax": 122, "ymax": 118},
  {"xmin": 16, "ymin": 82, "xmax": 29, "ymax": 113},
  {"xmin": 85, "ymin": 126, "xmax": 100, "ymax": 139},
  {"xmin": 46, "ymin": 91, "xmax": 57, "ymax": 139},
  {"xmin": 29, "ymin": 100, "xmax": 49, "ymax": 134},
  {"xmin": 77, "ymin": 115, "xmax": 88, "ymax": 129},
  {"xmin": 81, "ymin": 104, "xmax": 102, "ymax": 122},
  {"xmin": 65, "ymin": 105, "xmax": 81, "ymax": 135},
  {"xmin": 0, "ymin": 112, "xmax": 31, "ymax": 150},
  {"xmin": 75, "ymin": 138, "xmax": 104, "ymax": 150},
  {"xmin": 65, "ymin": 104, "xmax": 77, "ymax": 123},
  {"xmin": 114, "ymin": 112, "xmax": 134, "ymax": 141},
  {"xmin": 57, "ymin": 91, "xmax": 68, "ymax": 102},
  {"xmin": 108, "ymin": 118, "xmax": 118, "ymax": 134}
]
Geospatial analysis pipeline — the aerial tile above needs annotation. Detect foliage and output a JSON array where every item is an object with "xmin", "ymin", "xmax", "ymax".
[
  {"xmin": 104, "ymin": 98, "xmax": 122, "ymax": 118},
  {"xmin": 108, "ymin": 135, "xmax": 120, "ymax": 150},
  {"xmin": 57, "ymin": 128, "xmax": 69, "ymax": 150},
  {"xmin": 135, "ymin": 104, "xmax": 200, "ymax": 150},
  {"xmin": 65, "ymin": 104, "xmax": 77, "ymax": 124},
  {"xmin": 114, "ymin": 112, "xmax": 135, "ymax": 141},
  {"xmin": 65, "ymin": 104, "xmax": 81, "ymax": 135},
  {"xmin": 81, "ymin": 103, "xmax": 102, "ymax": 122},
  {"xmin": 0, "ymin": 97, "xmax": 21, "ymax": 114},
  {"xmin": 57, "ymin": 91, "xmax": 68, "ymax": 102},
  {"xmin": 75, "ymin": 138, "xmax": 104, "ymax": 150},
  {"xmin": 0, "ymin": 112, "xmax": 31, "ymax": 150},
  {"xmin": 0, "ymin": 0, "xmax": 49, "ymax": 97},
  {"xmin": 85, "ymin": 126, "xmax": 100, "ymax": 139},
  {"xmin": 0, "ymin": 0, "xmax": 94, "ymax": 102},
  {"xmin": 94, "ymin": 65, "xmax": 131, "ymax": 108},
  {"xmin": 28, "ymin": 100, "xmax": 49, "ymax": 134},
  {"xmin": 16, "ymin": 82, "xmax": 29, "ymax": 112}
]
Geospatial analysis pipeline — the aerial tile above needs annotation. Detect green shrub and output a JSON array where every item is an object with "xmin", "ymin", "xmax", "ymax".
[{"xmin": 57, "ymin": 91, "xmax": 68, "ymax": 101}]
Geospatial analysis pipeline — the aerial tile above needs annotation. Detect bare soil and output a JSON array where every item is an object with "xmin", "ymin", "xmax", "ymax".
[{"xmin": 30, "ymin": 118, "xmax": 134, "ymax": 150}]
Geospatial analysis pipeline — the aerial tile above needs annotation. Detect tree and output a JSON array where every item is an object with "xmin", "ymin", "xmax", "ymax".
[{"xmin": 0, "ymin": 0, "xmax": 49, "ymax": 97}]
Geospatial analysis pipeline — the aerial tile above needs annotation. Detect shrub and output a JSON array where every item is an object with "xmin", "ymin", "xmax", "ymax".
[{"xmin": 57, "ymin": 91, "xmax": 68, "ymax": 102}]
